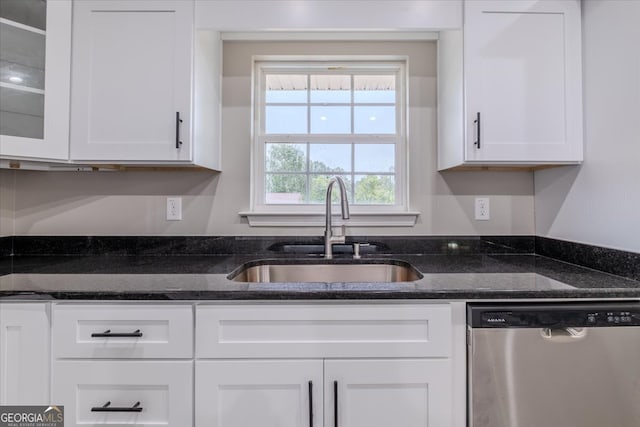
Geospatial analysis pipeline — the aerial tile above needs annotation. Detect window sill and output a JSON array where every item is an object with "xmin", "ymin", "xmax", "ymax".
[{"xmin": 239, "ymin": 211, "xmax": 420, "ymax": 227}]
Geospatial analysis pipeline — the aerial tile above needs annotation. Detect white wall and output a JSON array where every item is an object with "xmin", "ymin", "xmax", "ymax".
[
  {"xmin": 534, "ymin": 0, "xmax": 640, "ymax": 253},
  {"xmin": 4, "ymin": 40, "xmax": 534, "ymax": 236}
]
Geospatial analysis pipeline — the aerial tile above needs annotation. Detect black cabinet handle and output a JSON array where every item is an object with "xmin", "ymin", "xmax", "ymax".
[
  {"xmin": 90, "ymin": 329, "xmax": 143, "ymax": 338},
  {"xmin": 333, "ymin": 380, "xmax": 338, "ymax": 427},
  {"xmin": 176, "ymin": 111, "xmax": 183, "ymax": 149},
  {"xmin": 308, "ymin": 380, "xmax": 313, "ymax": 427},
  {"xmin": 91, "ymin": 401, "xmax": 142, "ymax": 412},
  {"xmin": 474, "ymin": 112, "xmax": 481, "ymax": 149}
]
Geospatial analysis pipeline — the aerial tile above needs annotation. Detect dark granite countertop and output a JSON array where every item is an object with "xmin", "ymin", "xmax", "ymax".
[{"xmin": 1, "ymin": 253, "xmax": 638, "ymax": 300}]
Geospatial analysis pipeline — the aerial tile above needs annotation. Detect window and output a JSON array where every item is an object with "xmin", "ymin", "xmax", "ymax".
[{"xmin": 248, "ymin": 58, "xmax": 414, "ymax": 225}]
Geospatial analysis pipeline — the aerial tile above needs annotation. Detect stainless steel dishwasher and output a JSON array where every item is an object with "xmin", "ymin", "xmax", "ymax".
[{"xmin": 467, "ymin": 302, "xmax": 640, "ymax": 427}]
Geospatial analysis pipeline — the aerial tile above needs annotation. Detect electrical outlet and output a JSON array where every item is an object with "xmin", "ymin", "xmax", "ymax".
[
  {"xmin": 166, "ymin": 197, "xmax": 182, "ymax": 221},
  {"xmin": 475, "ymin": 197, "xmax": 490, "ymax": 220}
]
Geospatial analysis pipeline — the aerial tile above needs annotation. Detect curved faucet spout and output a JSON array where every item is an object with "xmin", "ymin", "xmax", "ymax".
[
  {"xmin": 326, "ymin": 176, "xmax": 350, "ymax": 220},
  {"xmin": 324, "ymin": 176, "xmax": 350, "ymax": 258}
]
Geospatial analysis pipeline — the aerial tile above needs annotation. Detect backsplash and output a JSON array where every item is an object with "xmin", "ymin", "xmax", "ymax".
[
  {"xmin": 6, "ymin": 235, "xmax": 534, "ymax": 257},
  {"xmin": 0, "ymin": 237, "xmax": 10, "ymax": 275},
  {"xmin": 1, "ymin": 235, "xmax": 638, "ymax": 282},
  {"xmin": 536, "ymin": 237, "xmax": 640, "ymax": 282}
]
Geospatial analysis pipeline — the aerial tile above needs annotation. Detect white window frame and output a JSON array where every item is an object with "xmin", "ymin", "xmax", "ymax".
[{"xmin": 242, "ymin": 56, "xmax": 418, "ymax": 227}]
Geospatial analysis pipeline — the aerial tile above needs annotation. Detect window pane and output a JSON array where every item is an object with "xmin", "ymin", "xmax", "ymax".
[
  {"xmin": 309, "ymin": 175, "xmax": 352, "ymax": 204},
  {"xmin": 257, "ymin": 64, "xmax": 403, "ymax": 209},
  {"xmin": 354, "ymin": 75, "xmax": 396, "ymax": 103},
  {"xmin": 266, "ymin": 74, "xmax": 307, "ymax": 103},
  {"xmin": 266, "ymin": 143, "xmax": 307, "ymax": 172},
  {"xmin": 310, "ymin": 144, "xmax": 351, "ymax": 173},
  {"xmin": 354, "ymin": 144, "xmax": 395, "ymax": 172},
  {"xmin": 266, "ymin": 174, "xmax": 306, "ymax": 204},
  {"xmin": 266, "ymin": 90, "xmax": 307, "ymax": 103},
  {"xmin": 310, "ymin": 89, "xmax": 351, "ymax": 103},
  {"xmin": 265, "ymin": 106, "xmax": 307, "ymax": 134},
  {"xmin": 354, "ymin": 175, "xmax": 395, "ymax": 204},
  {"xmin": 354, "ymin": 106, "xmax": 396, "ymax": 134},
  {"xmin": 310, "ymin": 106, "xmax": 350, "ymax": 134},
  {"xmin": 310, "ymin": 75, "xmax": 351, "ymax": 103}
]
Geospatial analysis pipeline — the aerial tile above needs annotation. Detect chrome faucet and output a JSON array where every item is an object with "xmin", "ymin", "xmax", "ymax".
[{"xmin": 324, "ymin": 176, "xmax": 350, "ymax": 258}]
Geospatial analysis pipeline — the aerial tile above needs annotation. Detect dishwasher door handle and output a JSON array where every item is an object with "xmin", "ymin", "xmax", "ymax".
[{"xmin": 540, "ymin": 327, "xmax": 588, "ymax": 341}]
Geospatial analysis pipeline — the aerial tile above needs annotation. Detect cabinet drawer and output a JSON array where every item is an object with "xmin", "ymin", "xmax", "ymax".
[
  {"xmin": 53, "ymin": 360, "xmax": 192, "ymax": 427},
  {"xmin": 196, "ymin": 303, "xmax": 452, "ymax": 358},
  {"xmin": 53, "ymin": 304, "xmax": 193, "ymax": 358}
]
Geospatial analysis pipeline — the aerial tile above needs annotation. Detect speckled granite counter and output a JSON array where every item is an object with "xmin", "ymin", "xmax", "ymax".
[{"xmin": 1, "ymin": 254, "xmax": 638, "ymax": 300}]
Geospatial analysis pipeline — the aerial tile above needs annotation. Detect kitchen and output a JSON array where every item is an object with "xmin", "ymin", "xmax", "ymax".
[{"xmin": 1, "ymin": 1, "xmax": 639, "ymax": 426}]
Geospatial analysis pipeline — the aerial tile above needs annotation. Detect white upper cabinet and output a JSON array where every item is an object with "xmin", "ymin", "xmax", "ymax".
[
  {"xmin": 70, "ymin": 0, "xmax": 201, "ymax": 165},
  {"xmin": 0, "ymin": 0, "xmax": 71, "ymax": 161},
  {"xmin": 438, "ymin": 0, "xmax": 583, "ymax": 170}
]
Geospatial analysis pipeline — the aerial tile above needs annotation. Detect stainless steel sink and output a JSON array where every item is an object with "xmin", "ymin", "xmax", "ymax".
[{"xmin": 228, "ymin": 260, "xmax": 422, "ymax": 283}]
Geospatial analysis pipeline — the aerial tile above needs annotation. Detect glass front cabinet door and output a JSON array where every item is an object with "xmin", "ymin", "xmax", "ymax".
[{"xmin": 0, "ymin": 0, "xmax": 71, "ymax": 161}]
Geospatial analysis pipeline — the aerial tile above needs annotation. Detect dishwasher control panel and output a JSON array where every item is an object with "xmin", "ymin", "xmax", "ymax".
[{"xmin": 468, "ymin": 302, "xmax": 640, "ymax": 328}]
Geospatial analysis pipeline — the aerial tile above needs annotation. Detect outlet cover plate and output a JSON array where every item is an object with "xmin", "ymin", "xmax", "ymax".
[
  {"xmin": 166, "ymin": 197, "xmax": 182, "ymax": 221},
  {"xmin": 475, "ymin": 197, "xmax": 490, "ymax": 220}
]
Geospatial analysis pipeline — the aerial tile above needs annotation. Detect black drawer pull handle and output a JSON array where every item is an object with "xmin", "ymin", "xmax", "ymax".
[
  {"xmin": 474, "ymin": 112, "xmax": 481, "ymax": 149},
  {"xmin": 176, "ymin": 111, "xmax": 183, "ymax": 149},
  {"xmin": 91, "ymin": 401, "xmax": 142, "ymax": 412},
  {"xmin": 308, "ymin": 380, "xmax": 313, "ymax": 427},
  {"xmin": 334, "ymin": 380, "xmax": 338, "ymax": 427},
  {"xmin": 90, "ymin": 329, "xmax": 143, "ymax": 338}
]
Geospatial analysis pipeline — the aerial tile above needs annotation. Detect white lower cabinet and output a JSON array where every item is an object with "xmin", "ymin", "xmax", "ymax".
[
  {"xmin": 53, "ymin": 361, "xmax": 192, "ymax": 427},
  {"xmin": 0, "ymin": 303, "xmax": 50, "ymax": 404},
  {"xmin": 196, "ymin": 358, "xmax": 451, "ymax": 427},
  {"xmin": 51, "ymin": 303, "xmax": 194, "ymax": 427},
  {"xmin": 195, "ymin": 302, "xmax": 463, "ymax": 427},
  {"xmin": 1, "ymin": 301, "xmax": 462, "ymax": 426}
]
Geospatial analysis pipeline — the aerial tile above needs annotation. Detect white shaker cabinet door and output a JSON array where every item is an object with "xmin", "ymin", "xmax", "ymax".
[
  {"xmin": 70, "ymin": 0, "xmax": 193, "ymax": 162},
  {"xmin": 196, "ymin": 360, "xmax": 323, "ymax": 427},
  {"xmin": 325, "ymin": 359, "xmax": 453, "ymax": 427},
  {"xmin": 0, "ymin": 303, "xmax": 50, "ymax": 404},
  {"xmin": 463, "ymin": 0, "xmax": 583, "ymax": 163}
]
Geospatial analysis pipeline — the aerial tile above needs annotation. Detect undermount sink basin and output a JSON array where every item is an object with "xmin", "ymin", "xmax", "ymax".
[{"xmin": 228, "ymin": 259, "xmax": 422, "ymax": 283}]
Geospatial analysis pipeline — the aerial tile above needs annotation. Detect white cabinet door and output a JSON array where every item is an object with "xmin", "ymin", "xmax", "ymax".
[
  {"xmin": 70, "ymin": 0, "xmax": 193, "ymax": 162},
  {"xmin": 196, "ymin": 360, "xmax": 323, "ymax": 427},
  {"xmin": 53, "ymin": 360, "xmax": 192, "ymax": 427},
  {"xmin": 196, "ymin": 359, "xmax": 453, "ymax": 427},
  {"xmin": 0, "ymin": 303, "xmax": 50, "ymax": 404},
  {"xmin": 325, "ymin": 359, "xmax": 452, "ymax": 427},
  {"xmin": 0, "ymin": 0, "xmax": 71, "ymax": 160},
  {"xmin": 464, "ymin": 0, "xmax": 582, "ymax": 163}
]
